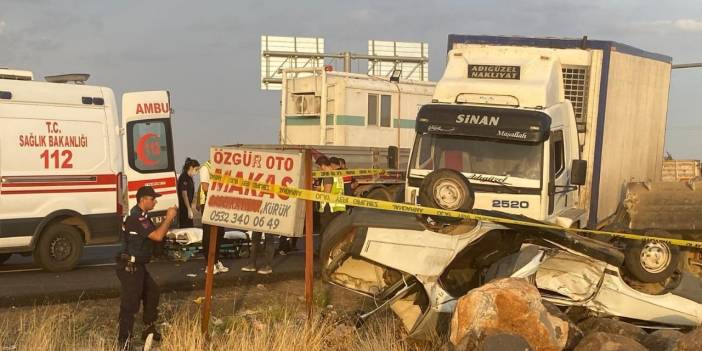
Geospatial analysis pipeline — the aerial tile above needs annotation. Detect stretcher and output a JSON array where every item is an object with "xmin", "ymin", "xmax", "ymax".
[{"xmin": 163, "ymin": 228, "xmax": 251, "ymax": 262}]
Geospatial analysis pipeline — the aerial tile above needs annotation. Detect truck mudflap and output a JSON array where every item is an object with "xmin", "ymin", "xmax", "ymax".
[{"xmin": 624, "ymin": 180, "xmax": 702, "ymax": 231}]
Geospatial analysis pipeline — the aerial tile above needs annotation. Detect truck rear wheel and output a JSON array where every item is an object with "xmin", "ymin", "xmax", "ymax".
[
  {"xmin": 33, "ymin": 223, "xmax": 84, "ymax": 272},
  {"xmin": 624, "ymin": 230, "xmax": 680, "ymax": 283},
  {"xmin": 0, "ymin": 253, "xmax": 11, "ymax": 264}
]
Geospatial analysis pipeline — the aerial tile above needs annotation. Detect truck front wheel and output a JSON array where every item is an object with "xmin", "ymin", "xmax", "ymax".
[
  {"xmin": 624, "ymin": 231, "xmax": 680, "ymax": 283},
  {"xmin": 33, "ymin": 223, "xmax": 84, "ymax": 272}
]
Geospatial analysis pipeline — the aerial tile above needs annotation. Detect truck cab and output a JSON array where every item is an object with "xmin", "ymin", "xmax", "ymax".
[{"xmin": 406, "ymin": 48, "xmax": 586, "ymax": 226}]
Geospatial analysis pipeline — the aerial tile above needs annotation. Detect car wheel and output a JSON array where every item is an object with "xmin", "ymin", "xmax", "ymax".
[
  {"xmin": 418, "ymin": 168, "xmax": 474, "ymax": 224},
  {"xmin": 0, "ymin": 253, "xmax": 11, "ymax": 265},
  {"xmin": 33, "ymin": 223, "xmax": 84, "ymax": 272},
  {"xmin": 624, "ymin": 230, "xmax": 680, "ymax": 283},
  {"xmin": 320, "ymin": 212, "xmax": 356, "ymax": 281}
]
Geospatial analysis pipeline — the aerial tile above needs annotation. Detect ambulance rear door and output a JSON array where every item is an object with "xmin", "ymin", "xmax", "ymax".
[{"xmin": 121, "ymin": 91, "xmax": 178, "ymax": 225}]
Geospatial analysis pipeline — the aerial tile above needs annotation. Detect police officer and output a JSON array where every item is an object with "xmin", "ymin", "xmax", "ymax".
[{"xmin": 116, "ymin": 186, "xmax": 177, "ymax": 349}]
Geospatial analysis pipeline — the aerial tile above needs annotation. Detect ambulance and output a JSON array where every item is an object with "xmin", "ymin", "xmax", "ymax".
[{"xmin": 0, "ymin": 68, "xmax": 178, "ymax": 272}]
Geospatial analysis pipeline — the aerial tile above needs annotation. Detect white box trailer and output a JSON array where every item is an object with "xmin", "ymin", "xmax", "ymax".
[
  {"xmin": 280, "ymin": 68, "xmax": 435, "ymax": 150},
  {"xmin": 447, "ymin": 35, "xmax": 672, "ymax": 228},
  {"xmin": 273, "ymin": 68, "xmax": 435, "ymax": 199}
]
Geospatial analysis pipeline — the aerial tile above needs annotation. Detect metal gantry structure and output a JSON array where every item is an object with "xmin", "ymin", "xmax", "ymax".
[{"xmin": 260, "ymin": 36, "xmax": 429, "ymax": 90}]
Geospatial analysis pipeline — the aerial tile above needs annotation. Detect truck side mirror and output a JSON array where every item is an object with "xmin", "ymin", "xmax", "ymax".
[
  {"xmin": 570, "ymin": 160, "xmax": 587, "ymax": 185},
  {"xmin": 388, "ymin": 146, "xmax": 399, "ymax": 169}
]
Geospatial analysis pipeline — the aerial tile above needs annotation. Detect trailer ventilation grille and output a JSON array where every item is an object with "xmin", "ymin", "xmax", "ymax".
[{"xmin": 562, "ymin": 66, "xmax": 589, "ymax": 132}]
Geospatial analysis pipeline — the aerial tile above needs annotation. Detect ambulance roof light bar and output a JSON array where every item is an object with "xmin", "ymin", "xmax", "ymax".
[{"xmin": 45, "ymin": 73, "xmax": 90, "ymax": 84}]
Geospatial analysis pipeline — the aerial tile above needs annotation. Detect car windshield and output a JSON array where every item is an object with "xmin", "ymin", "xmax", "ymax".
[{"xmin": 411, "ymin": 133, "xmax": 543, "ymax": 184}]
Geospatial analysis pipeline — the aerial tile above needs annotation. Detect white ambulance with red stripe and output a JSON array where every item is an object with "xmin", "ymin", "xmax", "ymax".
[{"xmin": 0, "ymin": 69, "xmax": 178, "ymax": 271}]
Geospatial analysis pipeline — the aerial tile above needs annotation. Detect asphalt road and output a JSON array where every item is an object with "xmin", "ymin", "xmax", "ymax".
[{"xmin": 0, "ymin": 242, "xmax": 311, "ymax": 308}]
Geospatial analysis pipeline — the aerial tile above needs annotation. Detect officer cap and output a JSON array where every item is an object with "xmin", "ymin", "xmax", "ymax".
[{"xmin": 136, "ymin": 186, "xmax": 162, "ymax": 200}]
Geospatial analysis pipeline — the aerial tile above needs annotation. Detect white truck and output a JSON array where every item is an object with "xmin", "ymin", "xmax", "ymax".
[
  {"xmin": 403, "ymin": 35, "xmax": 701, "ymax": 283},
  {"xmin": 319, "ymin": 36, "xmax": 702, "ymax": 339},
  {"xmin": 0, "ymin": 69, "xmax": 178, "ymax": 271}
]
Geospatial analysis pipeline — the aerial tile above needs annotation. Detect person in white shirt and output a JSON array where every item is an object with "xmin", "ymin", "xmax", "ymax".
[{"xmin": 198, "ymin": 160, "xmax": 228, "ymax": 274}]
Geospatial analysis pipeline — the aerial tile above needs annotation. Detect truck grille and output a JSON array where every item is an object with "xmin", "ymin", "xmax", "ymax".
[{"xmin": 562, "ymin": 66, "xmax": 589, "ymax": 132}]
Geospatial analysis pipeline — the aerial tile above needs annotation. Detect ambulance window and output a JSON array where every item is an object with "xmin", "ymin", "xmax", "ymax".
[{"xmin": 127, "ymin": 119, "xmax": 174, "ymax": 173}]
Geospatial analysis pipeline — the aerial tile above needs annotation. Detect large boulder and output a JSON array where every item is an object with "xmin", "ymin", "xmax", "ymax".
[
  {"xmin": 573, "ymin": 332, "xmax": 647, "ymax": 351},
  {"xmin": 670, "ymin": 327, "xmax": 702, "ymax": 351},
  {"xmin": 577, "ymin": 317, "xmax": 647, "ymax": 342},
  {"xmin": 640, "ymin": 329, "xmax": 683, "ymax": 351},
  {"xmin": 449, "ymin": 278, "xmax": 570, "ymax": 351},
  {"xmin": 455, "ymin": 332, "xmax": 534, "ymax": 351}
]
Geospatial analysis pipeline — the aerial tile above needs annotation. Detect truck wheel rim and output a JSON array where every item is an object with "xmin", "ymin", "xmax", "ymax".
[
  {"xmin": 50, "ymin": 236, "xmax": 72, "ymax": 261},
  {"xmin": 433, "ymin": 179, "xmax": 464, "ymax": 210},
  {"xmin": 639, "ymin": 242, "xmax": 671, "ymax": 274}
]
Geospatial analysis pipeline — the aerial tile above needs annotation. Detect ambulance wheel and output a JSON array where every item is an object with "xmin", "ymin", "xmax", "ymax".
[
  {"xmin": 34, "ymin": 224, "xmax": 84, "ymax": 272},
  {"xmin": 0, "ymin": 253, "xmax": 11, "ymax": 264},
  {"xmin": 624, "ymin": 230, "xmax": 680, "ymax": 283},
  {"xmin": 418, "ymin": 169, "xmax": 474, "ymax": 224}
]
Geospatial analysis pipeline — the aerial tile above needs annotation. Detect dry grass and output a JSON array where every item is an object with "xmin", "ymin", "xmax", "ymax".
[{"xmin": 0, "ymin": 283, "xmax": 442, "ymax": 351}]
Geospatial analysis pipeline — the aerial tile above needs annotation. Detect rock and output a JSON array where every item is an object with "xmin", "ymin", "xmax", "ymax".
[
  {"xmin": 449, "ymin": 278, "xmax": 570, "ymax": 351},
  {"xmin": 670, "ymin": 327, "xmax": 702, "ymax": 351},
  {"xmin": 542, "ymin": 301, "xmax": 584, "ymax": 350},
  {"xmin": 455, "ymin": 332, "xmax": 534, "ymax": 351},
  {"xmin": 577, "ymin": 317, "xmax": 647, "ymax": 342},
  {"xmin": 256, "ymin": 283, "xmax": 266, "ymax": 290},
  {"xmin": 573, "ymin": 332, "xmax": 647, "ymax": 351},
  {"xmin": 641, "ymin": 329, "xmax": 683, "ymax": 351}
]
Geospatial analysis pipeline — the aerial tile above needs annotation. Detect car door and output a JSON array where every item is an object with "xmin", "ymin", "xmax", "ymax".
[{"xmin": 121, "ymin": 91, "xmax": 178, "ymax": 224}]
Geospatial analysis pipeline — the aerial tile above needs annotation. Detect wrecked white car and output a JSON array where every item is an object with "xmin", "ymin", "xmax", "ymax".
[{"xmin": 320, "ymin": 170, "xmax": 702, "ymax": 340}]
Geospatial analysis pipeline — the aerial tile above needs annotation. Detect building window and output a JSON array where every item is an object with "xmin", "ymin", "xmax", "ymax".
[
  {"xmin": 367, "ymin": 93, "xmax": 392, "ymax": 127},
  {"xmin": 367, "ymin": 94, "xmax": 378, "ymax": 126},
  {"xmin": 380, "ymin": 95, "xmax": 392, "ymax": 127}
]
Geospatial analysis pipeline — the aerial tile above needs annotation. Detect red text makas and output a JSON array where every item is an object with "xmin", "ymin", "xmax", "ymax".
[
  {"xmin": 213, "ymin": 150, "xmax": 294, "ymax": 171},
  {"xmin": 135, "ymin": 102, "xmax": 169, "ymax": 115},
  {"xmin": 209, "ymin": 169, "xmax": 294, "ymax": 200}
]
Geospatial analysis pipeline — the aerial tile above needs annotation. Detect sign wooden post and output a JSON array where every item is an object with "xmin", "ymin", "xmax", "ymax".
[
  {"xmin": 200, "ymin": 146, "xmax": 307, "ymax": 330},
  {"xmin": 201, "ymin": 225, "xmax": 219, "ymax": 335},
  {"xmin": 304, "ymin": 149, "xmax": 314, "ymax": 318}
]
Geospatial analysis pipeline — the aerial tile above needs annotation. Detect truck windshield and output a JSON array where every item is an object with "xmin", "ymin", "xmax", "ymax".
[{"xmin": 411, "ymin": 133, "xmax": 543, "ymax": 187}]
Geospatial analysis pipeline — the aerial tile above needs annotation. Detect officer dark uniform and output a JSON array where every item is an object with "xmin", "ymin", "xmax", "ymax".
[{"xmin": 116, "ymin": 186, "xmax": 177, "ymax": 348}]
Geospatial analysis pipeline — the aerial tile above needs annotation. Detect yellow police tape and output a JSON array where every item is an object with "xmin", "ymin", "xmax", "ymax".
[
  {"xmin": 312, "ymin": 168, "xmax": 386, "ymax": 177},
  {"xmin": 209, "ymin": 174, "xmax": 702, "ymax": 249}
]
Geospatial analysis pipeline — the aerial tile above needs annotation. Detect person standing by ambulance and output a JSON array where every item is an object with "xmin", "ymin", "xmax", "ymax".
[
  {"xmin": 116, "ymin": 186, "xmax": 177, "ymax": 349},
  {"xmin": 177, "ymin": 158, "xmax": 200, "ymax": 228},
  {"xmin": 198, "ymin": 160, "xmax": 228, "ymax": 274}
]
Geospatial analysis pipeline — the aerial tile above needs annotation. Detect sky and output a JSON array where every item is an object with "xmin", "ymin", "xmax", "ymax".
[{"xmin": 2, "ymin": 0, "xmax": 701, "ymax": 165}]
